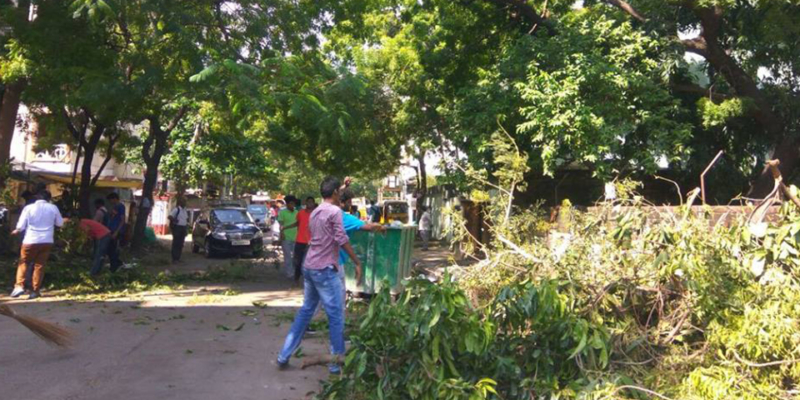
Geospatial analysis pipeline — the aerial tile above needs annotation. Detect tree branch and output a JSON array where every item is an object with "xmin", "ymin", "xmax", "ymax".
[
  {"xmin": 62, "ymin": 108, "xmax": 92, "ymax": 147},
  {"xmin": 142, "ymin": 122, "xmax": 156, "ymax": 165},
  {"xmin": 733, "ymin": 350, "xmax": 799, "ymax": 368},
  {"xmin": 681, "ymin": 37, "xmax": 708, "ymax": 58},
  {"xmin": 672, "ymin": 83, "xmax": 733, "ymax": 101},
  {"xmin": 90, "ymin": 133, "xmax": 119, "ymax": 188},
  {"xmin": 483, "ymin": 0, "xmax": 555, "ymax": 35},
  {"xmin": 163, "ymin": 106, "xmax": 189, "ymax": 134},
  {"xmin": 603, "ymin": 0, "xmax": 647, "ymax": 22},
  {"xmin": 62, "ymin": 108, "xmax": 81, "ymax": 142}
]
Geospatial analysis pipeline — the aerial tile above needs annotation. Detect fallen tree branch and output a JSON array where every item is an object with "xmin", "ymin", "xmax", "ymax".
[
  {"xmin": 654, "ymin": 175, "xmax": 684, "ymax": 205},
  {"xmin": 496, "ymin": 234, "xmax": 543, "ymax": 263},
  {"xmin": 766, "ymin": 160, "xmax": 800, "ymax": 210},
  {"xmin": 749, "ymin": 160, "xmax": 783, "ymax": 225},
  {"xmin": 662, "ymin": 306, "xmax": 691, "ymax": 345},
  {"xmin": 733, "ymin": 350, "xmax": 799, "ymax": 368},
  {"xmin": 601, "ymin": 385, "xmax": 675, "ymax": 400}
]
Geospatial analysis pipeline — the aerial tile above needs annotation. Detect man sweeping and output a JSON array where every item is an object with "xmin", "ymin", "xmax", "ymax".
[
  {"xmin": 276, "ymin": 177, "xmax": 361, "ymax": 374},
  {"xmin": 10, "ymin": 191, "xmax": 63, "ymax": 300}
]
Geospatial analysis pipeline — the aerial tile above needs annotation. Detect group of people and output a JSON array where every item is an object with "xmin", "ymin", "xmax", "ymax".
[
  {"xmin": 88, "ymin": 193, "xmax": 129, "ymax": 273},
  {"xmin": 9, "ymin": 187, "xmax": 132, "ymax": 300},
  {"xmin": 276, "ymin": 195, "xmax": 317, "ymax": 281},
  {"xmin": 276, "ymin": 177, "xmax": 386, "ymax": 374},
  {"xmin": 276, "ymin": 193, "xmax": 390, "ymax": 282}
]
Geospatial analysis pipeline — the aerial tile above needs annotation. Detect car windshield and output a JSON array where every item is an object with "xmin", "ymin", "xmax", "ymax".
[
  {"xmin": 212, "ymin": 209, "xmax": 252, "ymax": 224},
  {"xmin": 248, "ymin": 205, "xmax": 268, "ymax": 215}
]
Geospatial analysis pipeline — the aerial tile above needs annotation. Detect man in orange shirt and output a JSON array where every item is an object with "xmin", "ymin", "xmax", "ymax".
[
  {"xmin": 74, "ymin": 218, "xmax": 120, "ymax": 276},
  {"xmin": 289, "ymin": 197, "xmax": 317, "ymax": 282}
]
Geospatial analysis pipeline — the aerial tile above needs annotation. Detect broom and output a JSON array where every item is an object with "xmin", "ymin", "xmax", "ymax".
[{"xmin": 0, "ymin": 304, "xmax": 74, "ymax": 347}]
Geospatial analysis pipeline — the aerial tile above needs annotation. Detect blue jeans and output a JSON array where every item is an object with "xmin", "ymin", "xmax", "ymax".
[
  {"xmin": 281, "ymin": 240, "xmax": 295, "ymax": 278},
  {"xmin": 90, "ymin": 235, "xmax": 111, "ymax": 276},
  {"xmin": 278, "ymin": 266, "xmax": 345, "ymax": 373}
]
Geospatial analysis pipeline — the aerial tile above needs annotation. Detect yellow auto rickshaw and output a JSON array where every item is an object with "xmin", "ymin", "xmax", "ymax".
[{"xmin": 380, "ymin": 201, "xmax": 410, "ymax": 224}]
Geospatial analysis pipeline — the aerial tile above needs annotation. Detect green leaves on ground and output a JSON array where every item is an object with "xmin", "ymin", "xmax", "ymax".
[
  {"xmin": 321, "ymin": 276, "xmax": 608, "ymax": 400},
  {"xmin": 321, "ymin": 193, "xmax": 800, "ymax": 399},
  {"xmin": 216, "ymin": 323, "xmax": 245, "ymax": 332}
]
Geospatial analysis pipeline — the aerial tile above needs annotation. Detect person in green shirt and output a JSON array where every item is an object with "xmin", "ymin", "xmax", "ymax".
[{"xmin": 278, "ymin": 195, "xmax": 299, "ymax": 279}]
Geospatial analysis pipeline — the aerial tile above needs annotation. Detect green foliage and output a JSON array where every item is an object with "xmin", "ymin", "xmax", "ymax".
[
  {"xmin": 516, "ymin": 11, "xmax": 692, "ymax": 176},
  {"xmin": 243, "ymin": 56, "xmax": 403, "ymax": 178},
  {"xmin": 697, "ymin": 97, "xmax": 753, "ymax": 128},
  {"xmin": 320, "ymin": 275, "xmax": 613, "ymax": 400},
  {"xmin": 330, "ymin": 0, "xmax": 800, "ymax": 197},
  {"xmin": 323, "ymin": 182, "xmax": 800, "ymax": 399},
  {"xmin": 321, "ymin": 277, "xmax": 494, "ymax": 400}
]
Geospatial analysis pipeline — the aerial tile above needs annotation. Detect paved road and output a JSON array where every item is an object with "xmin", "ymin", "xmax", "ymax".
[
  {"xmin": 1, "ymin": 235, "xmax": 455, "ymax": 400},
  {"xmin": 0, "ymin": 246, "xmax": 328, "ymax": 400}
]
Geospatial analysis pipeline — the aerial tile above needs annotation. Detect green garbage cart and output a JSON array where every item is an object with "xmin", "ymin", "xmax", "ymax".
[{"xmin": 344, "ymin": 226, "xmax": 415, "ymax": 294}]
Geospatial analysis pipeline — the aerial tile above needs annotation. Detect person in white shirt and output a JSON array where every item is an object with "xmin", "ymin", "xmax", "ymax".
[
  {"xmin": 10, "ymin": 190, "xmax": 64, "ymax": 299},
  {"xmin": 419, "ymin": 206, "xmax": 432, "ymax": 251},
  {"xmin": 168, "ymin": 197, "xmax": 189, "ymax": 263}
]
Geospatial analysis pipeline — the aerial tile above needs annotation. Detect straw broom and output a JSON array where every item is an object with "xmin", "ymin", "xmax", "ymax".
[
  {"xmin": 0, "ymin": 304, "xmax": 73, "ymax": 347},
  {"xmin": 301, "ymin": 354, "xmax": 342, "ymax": 369}
]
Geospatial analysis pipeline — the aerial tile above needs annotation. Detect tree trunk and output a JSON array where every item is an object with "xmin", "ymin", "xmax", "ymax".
[
  {"xmin": 71, "ymin": 143, "xmax": 82, "ymax": 187},
  {"xmin": 77, "ymin": 149, "xmax": 95, "ymax": 218},
  {"xmin": 131, "ymin": 131, "xmax": 165, "ymax": 251},
  {"xmin": 0, "ymin": 81, "xmax": 25, "ymax": 187},
  {"xmin": 0, "ymin": 0, "xmax": 32, "ymax": 187},
  {"xmin": 131, "ymin": 163, "xmax": 158, "ymax": 252},
  {"xmin": 415, "ymin": 150, "xmax": 428, "ymax": 221},
  {"xmin": 131, "ymin": 107, "xmax": 187, "ymax": 251},
  {"xmin": 77, "ymin": 125, "xmax": 104, "ymax": 218},
  {"xmin": 232, "ymin": 175, "xmax": 238, "ymax": 198}
]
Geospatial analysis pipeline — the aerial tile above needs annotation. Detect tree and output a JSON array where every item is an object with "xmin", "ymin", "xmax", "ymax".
[
  {"xmin": 0, "ymin": 0, "xmax": 32, "ymax": 187},
  {"xmin": 330, "ymin": 0, "xmax": 800, "ymax": 200},
  {"xmin": 617, "ymin": 0, "xmax": 800, "ymax": 195},
  {"xmin": 5, "ymin": 1, "xmax": 140, "ymax": 216},
  {"xmin": 484, "ymin": 0, "xmax": 800, "ymax": 195},
  {"xmin": 161, "ymin": 101, "xmax": 275, "ymax": 197}
]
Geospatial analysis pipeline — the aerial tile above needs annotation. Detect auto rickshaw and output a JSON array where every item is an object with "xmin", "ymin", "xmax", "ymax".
[{"xmin": 380, "ymin": 200, "xmax": 410, "ymax": 224}]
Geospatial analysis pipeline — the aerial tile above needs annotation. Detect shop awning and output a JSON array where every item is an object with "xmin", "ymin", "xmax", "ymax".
[{"xmin": 37, "ymin": 173, "xmax": 143, "ymax": 189}]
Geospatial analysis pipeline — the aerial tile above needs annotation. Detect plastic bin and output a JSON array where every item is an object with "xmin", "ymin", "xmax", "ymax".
[{"xmin": 344, "ymin": 226, "xmax": 415, "ymax": 294}]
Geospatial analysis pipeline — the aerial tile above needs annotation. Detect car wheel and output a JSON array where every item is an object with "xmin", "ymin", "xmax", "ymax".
[{"xmin": 204, "ymin": 240, "xmax": 215, "ymax": 259}]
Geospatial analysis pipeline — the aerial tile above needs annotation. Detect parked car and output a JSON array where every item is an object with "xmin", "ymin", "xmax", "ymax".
[
  {"xmin": 247, "ymin": 204, "xmax": 270, "ymax": 231},
  {"xmin": 192, "ymin": 207, "xmax": 264, "ymax": 258}
]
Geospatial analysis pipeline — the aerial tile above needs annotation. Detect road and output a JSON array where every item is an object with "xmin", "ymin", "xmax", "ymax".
[
  {"xmin": 0, "ymin": 236, "xmax": 454, "ymax": 400},
  {"xmin": 0, "ymin": 242, "xmax": 329, "ymax": 400}
]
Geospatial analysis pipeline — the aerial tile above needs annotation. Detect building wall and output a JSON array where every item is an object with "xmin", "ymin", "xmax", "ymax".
[{"xmin": 10, "ymin": 104, "xmax": 141, "ymax": 181}]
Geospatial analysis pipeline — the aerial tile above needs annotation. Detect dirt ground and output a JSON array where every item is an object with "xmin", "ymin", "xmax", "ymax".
[{"xmin": 0, "ymin": 236, "xmax": 453, "ymax": 400}]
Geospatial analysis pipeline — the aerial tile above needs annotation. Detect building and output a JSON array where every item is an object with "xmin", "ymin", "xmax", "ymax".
[{"xmin": 8, "ymin": 104, "xmax": 142, "ymax": 213}]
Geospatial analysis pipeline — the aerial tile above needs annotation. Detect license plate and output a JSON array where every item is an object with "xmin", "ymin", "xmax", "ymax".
[{"xmin": 232, "ymin": 239, "xmax": 250, "ymax": 246}]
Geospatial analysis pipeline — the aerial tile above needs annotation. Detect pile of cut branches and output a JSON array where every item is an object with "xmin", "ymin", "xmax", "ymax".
[{"xmin": 317, "ymin": 134, "xmax": 800, "ymax": 399}]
